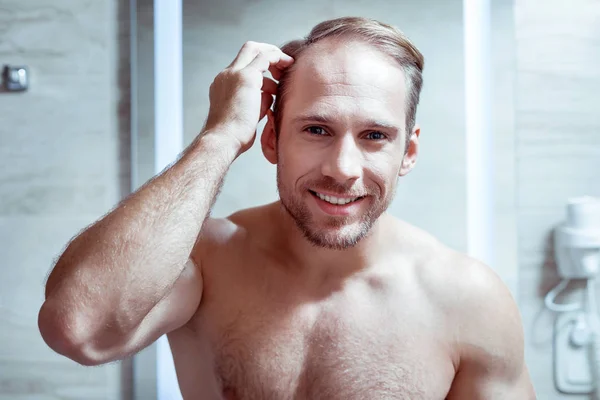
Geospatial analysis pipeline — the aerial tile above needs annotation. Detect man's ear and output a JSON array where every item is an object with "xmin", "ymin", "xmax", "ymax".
[
  {"xmin": 261, "ymin": 109, "xmax": 278, "ymax": 164},
  {"xmin": 399, "ymin": 124, "xmax": 420, "ymax": 176}
]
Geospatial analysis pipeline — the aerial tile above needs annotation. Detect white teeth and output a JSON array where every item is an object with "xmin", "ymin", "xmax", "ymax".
[{"xmin": 315, "ymin": 192, "xmax": 359, "ymax": 205}]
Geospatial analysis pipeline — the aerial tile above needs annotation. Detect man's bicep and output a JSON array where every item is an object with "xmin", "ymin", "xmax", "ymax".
[
  {"xmin": 442, "ymin": 256, "xmax": 535, "ymax": 399},
  {"xmin": 116, "ymin": 257, "xmax": 203, "ymax": 358}
]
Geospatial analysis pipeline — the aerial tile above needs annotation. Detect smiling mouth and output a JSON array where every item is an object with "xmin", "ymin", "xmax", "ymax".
[{"xmin": 309, "ymin": 190, "xmax": 365, "ymax": 205}]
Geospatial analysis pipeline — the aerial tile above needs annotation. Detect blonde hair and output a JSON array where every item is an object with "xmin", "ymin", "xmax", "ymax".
[{"xmin": 273, "ymin": 17, "xmax": 425, "ymax": 144}]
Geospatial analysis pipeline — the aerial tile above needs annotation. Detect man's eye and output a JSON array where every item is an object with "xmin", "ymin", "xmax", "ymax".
[
  {"xmin": 306, "ymin": 126, "xmax": 327, "ymax": 136},
  {"xmin": 366, "ymin": 131, "xmax": 386, "ymax": 140}
]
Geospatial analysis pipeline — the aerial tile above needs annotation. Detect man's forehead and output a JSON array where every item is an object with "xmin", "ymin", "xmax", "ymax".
[
  {"xmin": 294, "ymin": 39, "xmax": 402, "ymax": 79},
  {"xmin": 283, "ymin": 39, "xmax": 407, "ymax": 122},
  {"xmin": 286, "ymin": 39, "xmax": 405, "ymax": 98}
]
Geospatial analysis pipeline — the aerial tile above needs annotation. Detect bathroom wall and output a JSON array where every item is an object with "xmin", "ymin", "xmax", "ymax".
[
  {"xmin": 515, "ymin": 0, "xmax": 600, "ymax": 398},
  {"xmin": 0, "ymin": 0, "xmax": 130, "ymax": 399}
]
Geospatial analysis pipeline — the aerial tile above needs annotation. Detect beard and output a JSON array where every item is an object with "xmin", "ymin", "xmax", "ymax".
[{"xmin": 276, "ymin": 167, "xmax": 395, "ymax": 251}]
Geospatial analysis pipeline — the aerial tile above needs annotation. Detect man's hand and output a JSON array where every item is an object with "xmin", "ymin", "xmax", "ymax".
[{"xmin": 204, "ymin": 41, "xmax": 294, "ymax": 154}]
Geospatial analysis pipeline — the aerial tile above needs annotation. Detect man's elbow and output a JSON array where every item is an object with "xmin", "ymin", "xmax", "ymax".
[{"xmin": 37, "ymin": 300, "xmax": 110, "ymax": 367}]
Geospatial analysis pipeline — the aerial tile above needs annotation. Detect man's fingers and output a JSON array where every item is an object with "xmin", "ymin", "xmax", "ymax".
[
  {"xmin": 271, "ymin": 53, "xmax": 294, "ymax": 75},
  {"xmin": 246, "ymin": 50, "xmax": 293, "ymax": 75},
  {"xmin": 228, "ymin": 41, "xmax": 259, "ymax": 69},
  {"xmin": 269, "ymin": 66, "xmax": 283, "ymax": 82},
  {"xmin": 268, "ymin": 56, "xmax": 294, "ymax": 81},
  {"xmin": 262, "ymin": 77, "xmax": 278, "ymax": 94},
  {"xmin": 229, "ymin": 41, "xmax": 292, "ymax": 71}
]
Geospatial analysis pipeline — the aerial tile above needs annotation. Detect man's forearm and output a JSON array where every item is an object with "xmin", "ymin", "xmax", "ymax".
[{"xmin": 42, "ymin": 130, "xmax": 239, "ymax": 338}]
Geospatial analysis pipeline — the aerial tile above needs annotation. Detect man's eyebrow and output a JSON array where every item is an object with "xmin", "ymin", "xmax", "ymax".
[{"xmin": 291, "ymin": 114, "xmax": 402, "ymax": 132}]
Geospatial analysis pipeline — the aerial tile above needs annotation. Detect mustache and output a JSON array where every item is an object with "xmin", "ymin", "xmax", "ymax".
[{"xmin": 304, "ymin": 177, "xmax": 370, "ymax": 197}]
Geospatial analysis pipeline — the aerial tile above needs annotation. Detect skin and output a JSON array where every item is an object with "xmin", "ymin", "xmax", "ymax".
[{"xmin": 39, "ymin": 37, "xmax": 536, "ymax": 399}]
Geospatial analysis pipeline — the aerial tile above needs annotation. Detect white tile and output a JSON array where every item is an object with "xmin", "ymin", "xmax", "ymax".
[{"xmin": 0, "ymin": 0, "xmax": 126, "ymax": 397}]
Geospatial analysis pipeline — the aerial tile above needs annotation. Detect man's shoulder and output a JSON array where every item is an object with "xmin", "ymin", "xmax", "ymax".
[
  {"xmin": 390, "ymin": 218, "xmax": 521, "ymax": 338},
  {"xmin": 410, "ymin": 238, "xmax": 523, "ymax": 364},
  {"xmin": 195, "ymin": 202, "xmax": 276, "ymax": 250},
  {"xmin": 415, "ymin": 241, "xmax": 516, "ymax": 322},
  {"xmin": 387, "ymin": 217, "xmax": 511, "ymax": 308},
  {"xmin": 227, "ymin": 202, "xmax": 277, "ymax": 230},
  {"xmin": 385, "ymin": 215, "xmax": 452, "ymax": 265}
]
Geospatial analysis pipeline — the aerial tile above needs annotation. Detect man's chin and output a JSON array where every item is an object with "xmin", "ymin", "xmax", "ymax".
[
  {"xmin": 280, "ymin": 197, "xmax": 375, "ymax": 249},
  {"xmin": 305, "ymin": 236, "xmax": 358, "ymax": 250},
  {"xmin": 303, "ymin": 224, "xmax": 369, "ymax": 250}
]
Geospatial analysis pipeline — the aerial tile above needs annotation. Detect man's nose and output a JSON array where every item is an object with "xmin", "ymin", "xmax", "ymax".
[{"xmin": 321, "ymin": 135, "xmax": 362, "ymax": 183}]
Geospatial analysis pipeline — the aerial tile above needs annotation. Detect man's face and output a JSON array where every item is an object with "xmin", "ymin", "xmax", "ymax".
[{"xmin": 275, "ymin": 39, "xmax": 411, "ymax": 250}]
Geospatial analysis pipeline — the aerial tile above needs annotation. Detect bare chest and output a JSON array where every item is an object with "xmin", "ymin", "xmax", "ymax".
[{"xmin": 200, "ymin": 293, "xmax": 454, "ymax": 400}]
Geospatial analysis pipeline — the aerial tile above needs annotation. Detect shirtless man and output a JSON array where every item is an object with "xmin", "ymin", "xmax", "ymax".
[{"xmin": 38, "ymin": 17, "xmax": 536, "ymax": 399}]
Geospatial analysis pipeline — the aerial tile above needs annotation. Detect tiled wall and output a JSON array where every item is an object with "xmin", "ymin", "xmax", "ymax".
[
  {"xmin": 515, "ymin": 0, "xmax": 600, "ymax": 398},
  {"xmin": 0, "ymin": 0, "xmax": 130, "ymax": 398}
]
